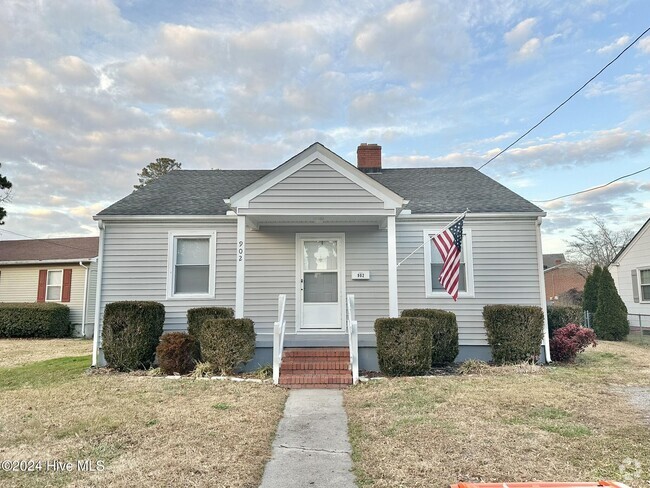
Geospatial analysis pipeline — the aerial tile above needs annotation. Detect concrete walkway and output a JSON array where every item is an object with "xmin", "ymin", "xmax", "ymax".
[{"xmin": 259, "ymin": 389, "xmax": 356, "ymax": 488}]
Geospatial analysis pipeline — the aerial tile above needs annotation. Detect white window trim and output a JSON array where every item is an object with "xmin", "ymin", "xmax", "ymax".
[
  {"xmin": 166, "ymin": 230, "xmax": 217, "ymax": 300},
  {"xmin": 45, "ymin": 269, "xmax": 63, "ymax": 302},
  {"xmin": 423, "ymin": 228, "xmax": 475, "ymax": 299},
  {"xmin": 638, "ymin": 267, "xmax": 650, "ymax": 303}
]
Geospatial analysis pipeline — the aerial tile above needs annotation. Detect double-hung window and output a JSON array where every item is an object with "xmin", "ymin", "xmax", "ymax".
[
  {"xmin": 640, "ymin": 268, "xmax": 650, "ymax": 302},
  {"xmin": 46, "ymin": 270, "xmax": 63, "ymax": 301},
  {"xmin": 167, "ymin": 231, "xmax": 216, "ymax": 298},
  {"xmin": 423, "ymin": 228, "xmax": 474, "ymax": 298}
]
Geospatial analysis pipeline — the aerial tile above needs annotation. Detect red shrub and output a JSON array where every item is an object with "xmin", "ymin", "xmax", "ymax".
[
  {"xmin": 156, "ymin": 332, "xmax": 199, "ymax": 375},
  {"xmin": 550, "ymin": 323, "xmax": 597, "ymax": 363}
]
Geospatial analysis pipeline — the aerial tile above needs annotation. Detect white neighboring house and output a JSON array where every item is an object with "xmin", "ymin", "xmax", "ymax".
[
  {"xmin": 92, "ymin": 142, "xmax": 551, "ymax": 370},
  {"xmin": 610, "ymin": 217, "xmax": 650, "ymax": 331},
  {"xmin": 0, "ymin": 237, "xmax": 99, "ymax": 337}
]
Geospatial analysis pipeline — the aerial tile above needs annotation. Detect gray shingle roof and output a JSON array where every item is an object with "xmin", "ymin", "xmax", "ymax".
[
  {"xmin": 98, "ymin": 166, "xmax": 541, "ymax": 216},
  {"xmin": 368, "ymin": 168, "xmax": 541, "ymax": 214}
]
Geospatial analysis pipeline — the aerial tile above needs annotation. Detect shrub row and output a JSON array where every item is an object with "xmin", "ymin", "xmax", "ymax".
[
  {"xmin": 0, "ymin": 302, "xmax": 71, "ymax": 338},
  {"xmin": 483, "ymin": 305, "xmax": 544, "ymax": 364},
  {"xmin": 547, "ymin": 305, "xmax": 583, "ymax": 336},
  {"xmin": 102, "ymin": 303, "xmax": 254, "ymax": 374},
  {"xmin": 374, "ymin": 308, "xmax": 459, "ymax": 376}
]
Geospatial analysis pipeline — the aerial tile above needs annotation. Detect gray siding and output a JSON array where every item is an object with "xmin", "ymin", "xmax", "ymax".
[
  {"xmin": 98, "ymin": 216, "xmax": 543, "ymax": 350},
  {"xmin": 612, "ymin": 223, "xmax": 650, "ymax": 316},
  {"xmin": 244, "ymin": 225, "xmax": 389, "ymax": 344},
  {"xmin": 396, "ymin": 218, "xmax": 544, "ymax": 345},
  {"xmin": 248, "ymin": 160, "xmax": 385, "ymax": 212},
  {"xmin": 100, "ymin": 221, "xmax": 237, "ymax": 333}
]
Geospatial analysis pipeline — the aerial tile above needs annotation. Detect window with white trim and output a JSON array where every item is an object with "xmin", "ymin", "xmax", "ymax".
[
  {"xmin": 423, "ymin": 229, "xmax": 474, "ymax": 298},
  {"xmin": 167, "ymin": 231, "xmax": 216, "ymax": 298},
  {"xmin": 640, "ymin": 268, "xmax": 650, "ymax": 302},
  {"xmin": 46, "ymin": 270, "xmax": 63, "ymax": 301}
]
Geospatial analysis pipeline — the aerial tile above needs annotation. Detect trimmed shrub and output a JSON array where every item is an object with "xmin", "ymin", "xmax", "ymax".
[
  {"xmin": 103, "ymin": 301, "xmax": 165, "ymax": 371},
  {"xmin": 187, "ymin": 307, "xmax": 234, "ymax": 338},
  {"xmin": 156, "ymin": 332, "xmax": 199, "ymax": 375},
  {"xmin": 483, "ymin": 305, "xmax": 545, "ymax": 364},
  {"xmin": 374, "ymin": 317, "xmax": 433, "ymax": 376},
  {"xmin": 593, "ymin": 268, "xmax": 629, "ymax": 341},
  {"xmin": 401, "ymin": 308, "xmax": 459, "ymax": 365},
  {"xmin": 583, "ymin": 265, "xmax": 602, "ymax": 315},
  {"xmin": 547, "ymin": 305, "xmax": 583, "ymax": 336},
  {"xmin": 550, "ymin": 323, "xmax": 597, "ymax": 363},
  {"xmin": 198, "ymin": 318, "xmax": 255, "ymax": 375},
  {"xmin": 0, "ymin": 302, "xmax": 71, "ymax": 338}
]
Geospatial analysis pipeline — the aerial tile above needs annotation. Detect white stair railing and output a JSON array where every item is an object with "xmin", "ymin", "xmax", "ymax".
[
  {"xmin": 272, "ymin": 294, "xmax": 287, "ymax": 385},
  {"xmin": 347, "ymin": 294, "xmax": 359, "ymax": 385}
]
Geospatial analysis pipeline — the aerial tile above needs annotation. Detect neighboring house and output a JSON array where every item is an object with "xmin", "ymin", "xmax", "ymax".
[
  {"xmin": 544, "ymin": 263, "xmax": 586, "ymax": 305},
  {"xmin": 543, "ymin": 253, "xmax": 566, "ymax": 270},
  {"xmin": 0, "ymin": 237, "xmax": 99, "ymax": 337},
  {"xmin": 610, "ymin": 217, "xmax": 650, "ymax": 331},
  {"xmin": 92, "ymin": 142, "xmax": 550, "ymax": 371}
]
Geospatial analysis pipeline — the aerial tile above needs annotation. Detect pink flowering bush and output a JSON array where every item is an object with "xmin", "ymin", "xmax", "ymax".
[{"xmin": 550, "ymin": 323, "xmax": 597, "ymax": 363}]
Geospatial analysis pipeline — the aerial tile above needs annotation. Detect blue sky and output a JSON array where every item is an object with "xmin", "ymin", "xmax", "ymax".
[{"xmin": 1, "ymin": 0, "xmax": 649, "ymax": 252}]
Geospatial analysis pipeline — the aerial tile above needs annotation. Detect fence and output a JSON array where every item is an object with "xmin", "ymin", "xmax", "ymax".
[{"xmin": 583, "ymin": 311, "xmax": 649, "ymax": 340}]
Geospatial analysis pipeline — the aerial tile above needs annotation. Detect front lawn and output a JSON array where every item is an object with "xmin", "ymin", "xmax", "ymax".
[
  {"xmin": 0, "ymin": 338, "xmax": 92, "ymax": 368},
  {"xmin": 0, "ymin": 340, "xmax": 287, "ymax": 488},
  {"xmin": 345, "ymin": 340, "xmax": 650, "ymax": 487}
]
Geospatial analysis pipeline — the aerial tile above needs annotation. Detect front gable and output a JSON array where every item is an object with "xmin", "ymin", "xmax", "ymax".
[{"xmin": 227, "ymin": 143, "xmax": 406, "ymax": 216}]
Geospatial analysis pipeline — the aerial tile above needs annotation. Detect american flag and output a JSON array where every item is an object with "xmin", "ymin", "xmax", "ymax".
[{"xmin": 432, "ymin": 217, "xmax": 465, "ymax": 301}]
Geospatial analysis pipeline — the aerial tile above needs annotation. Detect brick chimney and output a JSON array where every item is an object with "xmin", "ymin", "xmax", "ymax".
[{"xmin": 357, "ymin": 143, "xmax": 382, "ymax": 173}]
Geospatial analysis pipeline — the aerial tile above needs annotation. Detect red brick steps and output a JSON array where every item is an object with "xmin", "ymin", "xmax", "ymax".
[{"xmin": 279, "ymin": 347, "xmax": 352, "ymax": 389}]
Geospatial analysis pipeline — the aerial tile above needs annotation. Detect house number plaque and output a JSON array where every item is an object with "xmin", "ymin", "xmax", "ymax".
[{"xmin": 351, "ymin": 271, "xmax": 370, "ymax": 280}]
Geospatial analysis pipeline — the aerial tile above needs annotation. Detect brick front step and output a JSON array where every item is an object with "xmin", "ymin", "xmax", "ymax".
[
  {"xmin": 279, "ymin": 374, "xmax": 353, "ymax": 385},
  {"xmin": 281, "ymin": 361, "xmax": 349, "ymax": 371},
  {"xmin": 283, "ymin": 348, "xmax": 350, "ymax": 358},
  {"xmin": 279, "ymin": 347, "xmax": 353, "ymax": 389}
]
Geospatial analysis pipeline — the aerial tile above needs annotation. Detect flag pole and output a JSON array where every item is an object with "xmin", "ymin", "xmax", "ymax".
[{"xmin": 396, "ymin": 208, "xmax": 469, "ymax": 268}]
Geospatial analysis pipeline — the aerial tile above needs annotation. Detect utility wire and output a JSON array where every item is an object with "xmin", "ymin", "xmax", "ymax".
[
  {"xmin": 532, "ymin": 165, "xmax": 650, "ymax": 203},
  {"xmin": 477, "ymin": 25, "xmax": 650, "ymax": 171},
  {"xmin": 0, "ymin": 228, "xmax": 97, "ymax": 252}
]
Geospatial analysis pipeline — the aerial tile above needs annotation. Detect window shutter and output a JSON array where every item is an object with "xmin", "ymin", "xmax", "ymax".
[
  {"xmin": 631, "ymin": 270, "xmax": 640, "ymax": 303},
  {"xmin": 37, "ymin": 270, "xmax": 47, "ymax": 302},
  {"xmin": 61, "ymin": 269, "xmax": 73, "ymax": 303}
]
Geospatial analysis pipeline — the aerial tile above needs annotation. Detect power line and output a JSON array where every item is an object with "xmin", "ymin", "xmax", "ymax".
[
  {"xmin": 532, "ymin": 165, "xmax": 650, "ymax": 203},
  {"xmin": 0, "ymin": 228, "xmax": 97, "ymax": 252},
  {"xmin": 477, "ymin": 25, "xmax": 650, "ymax": 171}
]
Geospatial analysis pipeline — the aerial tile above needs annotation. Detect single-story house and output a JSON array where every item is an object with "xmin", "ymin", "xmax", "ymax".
[
  {"xmin": 610, "ymin": 217, "xmax": 650, "ymax": 331},
  {"xmin": 92, "ymin": 142, "xmax": 550, "ymax": 380},
  {"xmin": 0, "ymin": 237, "xmax": 99, "ymax": 337}
]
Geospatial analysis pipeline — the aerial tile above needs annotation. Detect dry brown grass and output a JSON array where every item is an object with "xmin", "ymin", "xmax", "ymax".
[
  {"xmin": 0, "ymin": 355, "xmax": 287, "ymax": 487},
  {"xmin": 345, "ymin": 340, "xmax": 650, "ymax": 488},
  {"xmin": 0, "ymin": 338, "xmax": 92, "ymax": 368}
]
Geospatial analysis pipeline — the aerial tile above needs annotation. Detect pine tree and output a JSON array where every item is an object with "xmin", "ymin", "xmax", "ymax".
[
  {"xmin": 582, "ymin": 265, "xmax": 602, "ymax": 315},
  {"xmin": 134, "ymin": 158, "xmax": 181, "ymax": 190},
  {"xmin": 593, "ymin": 267, "xmax": 629, "ymax": 341}
]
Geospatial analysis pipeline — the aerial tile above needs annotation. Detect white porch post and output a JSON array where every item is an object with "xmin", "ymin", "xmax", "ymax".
[
  {"xmin": 235, "ymin": 215, "xmax": 246, "ymax": 318},
  {"xmin": 387, "ymin": 215, "xmax": 399, "ymax": 317}
]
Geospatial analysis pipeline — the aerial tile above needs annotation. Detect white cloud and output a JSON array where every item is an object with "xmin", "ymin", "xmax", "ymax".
[
  {"xmin": 351, "ymin": 0, "xmax": 473, "ymax": 82},
  {"xmin": 597, "ymin": 35, "xmax": 630, "ymax": 54},
  {"xmin": 638, "ymin": 36, "xmax": 650, "ymax": 54},
  {"xmin": 504, "ymin": 18, "xmax": 537, "ymax": 47}
]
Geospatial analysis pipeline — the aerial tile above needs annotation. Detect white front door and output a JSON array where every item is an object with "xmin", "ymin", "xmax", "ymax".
[{"xmin": 297, "ymin": 235, "xmax": 345, "ymax": 331}]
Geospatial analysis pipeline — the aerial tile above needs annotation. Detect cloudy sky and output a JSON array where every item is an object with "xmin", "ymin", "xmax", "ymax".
[{"xmin": 1, "ymin": 0, "xmax": 649, "ymax": 252}]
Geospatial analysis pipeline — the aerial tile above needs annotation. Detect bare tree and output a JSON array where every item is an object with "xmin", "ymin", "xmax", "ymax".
[{"xmin": 565, "ymin": 217, "xmax": 634, "ymax": 272}]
